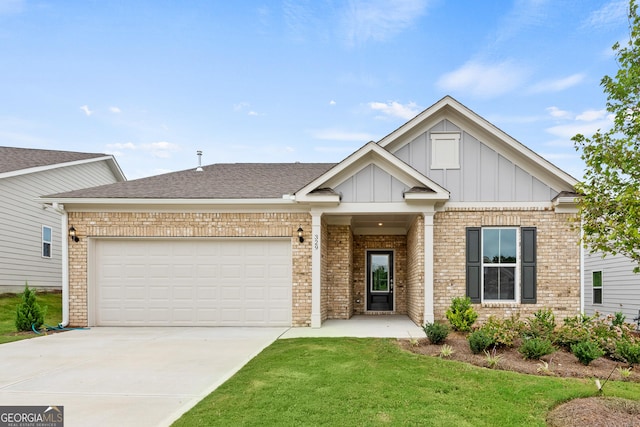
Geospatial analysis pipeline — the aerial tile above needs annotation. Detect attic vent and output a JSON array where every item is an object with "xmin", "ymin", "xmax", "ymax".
[{"xmin": 196, "ymin": 150, "xmax": 203, "ymax": 172}]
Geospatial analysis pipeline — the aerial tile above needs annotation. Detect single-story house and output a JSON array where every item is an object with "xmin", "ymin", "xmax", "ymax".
[
  {"xmin": 0, "ymin": 147, "xmax": 125, "ymax": 293},
  {"xmin": 583, "ymin": 250, "xmax": 640, "ymax": 324},
  {"xmin": 41, "ymin": 96, "xmax": 581, "ymax": 328}
]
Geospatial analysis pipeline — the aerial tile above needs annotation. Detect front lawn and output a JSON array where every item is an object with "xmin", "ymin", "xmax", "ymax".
[
  {"xmin": 173, "ymin": 338, "xmax": 640, "ymax": 426},
  {"xmin": 0, "ymin": 291, "xmax": 63, "ymax": 344}
]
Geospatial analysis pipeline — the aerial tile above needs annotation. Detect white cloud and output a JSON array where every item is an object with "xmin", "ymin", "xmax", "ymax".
[
  {"xmin": 582, "ymin": 0, "xmax": 628, "ymax": 29},
  {"xmin": 310, "ymin": 128, "xmax": 375, "ymax": 141},
  {"xmin": 436, "ymin": 60, "xmax": 529, "ymax": 98},
  {"xmin": 140, "ymin": 141, "xmax": 180, "ymax": 158},
  {"xmin": 329, "ymin": 100, "xmax": 337, "ymax": 106},
  {"xmin": 106, "ymin": 142, "xmax": 136, "ymax": 151},
  {"xmin": 80, "ymin": 105, "xmax": 93, "ymax": 116},
  {"xmin": 341, "ymin": 0, "xmax": 429, "ymax": 46},
  {"xmin": 109, "ymin": 106, "xmax": 122, "ymax": 113},
  {"xmin": 368, "ymin": 101, "xmax": 420, "ymax": 120},
  {"xmin": 248, "ymin": 111, "xmax": 259, "ymax": 116},
  {"xmin": 576, "ymin": 109, "xmax": 607, "ymax": 121},
  {"xmin": 530, "ymin": 74, "xmax": 585, "ymax": 93},
  {"xmin": 546, "ymin": 119, "xmax": 612, "ymax": 139},
  {"xmin": 233, "ymin": 102, "xmax": 250, "ymax": 111},
  {"xmin": 546, "ymin": 106, "xmax": 572, "ymax": 119}
]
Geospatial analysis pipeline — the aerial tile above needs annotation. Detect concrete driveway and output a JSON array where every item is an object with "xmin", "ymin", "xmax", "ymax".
[{"xmin": 0, "ymin": 327, "xmax": 287, "ymax": 427}]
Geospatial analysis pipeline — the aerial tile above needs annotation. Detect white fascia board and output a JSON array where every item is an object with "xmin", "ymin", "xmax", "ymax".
[
  {"xmin": 403, "ymin": 192, "xmax": 450, "ymax": 201},
  {"xmin": 38, "ymin": 197, "xmax": 303, "ymax": 212},
  {"xmin": 440, "ymin": 201, "xmax": 554, "ymax": 210},
  {"xmin": 0, "ymin": 156, "xmax": 126, "ymax": 181},
  {"xmin": 552, "ymin": 196, "xmax": 580, "ymax": 214},
  {"xmin": 318, "ymin": 202, "xmax": 438, "ymax": 215}
]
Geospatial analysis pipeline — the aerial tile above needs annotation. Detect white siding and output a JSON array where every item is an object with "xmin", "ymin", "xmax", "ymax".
[
  {"xmin": 389, "ymin": 119, "xmax": 560, "ymax": 202},
  {"xmin": 334, "ymin": 164, "xmax": 409, "ymax": 203},
  {"xmin": 0, "ymin": 161, "xmax": 120, "ymax": 291},
  {"xmin": 584, "ymin": 251, "xmax": 640, "ymax": 322}
]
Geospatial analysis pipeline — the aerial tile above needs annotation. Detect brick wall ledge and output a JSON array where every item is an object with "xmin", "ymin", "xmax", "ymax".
[{"xmin": 480, "ymin": 302, "xmax": 521, "ymax": 308}]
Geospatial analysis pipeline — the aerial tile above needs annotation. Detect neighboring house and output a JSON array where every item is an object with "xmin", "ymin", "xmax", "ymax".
[
  {"xmin": 42, "ymin": 96, "xmax": 581, "ymax": 328},
  {"xmin": 0, "ymin": 147, "xmax": 125, "ymax": 292},
  {"xmin": 583, "ymin": 251, "xmax": 640, "ymax": 323}
]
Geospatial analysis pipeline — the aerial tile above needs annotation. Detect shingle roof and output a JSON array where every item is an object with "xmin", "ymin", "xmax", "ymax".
[
  {"xmin": 49, "ymin": 163, "xmax": 336, "ymax": 199},
  {"xmin": 0, "ymin": 146, "xmax": 108, "ymax": 174}
]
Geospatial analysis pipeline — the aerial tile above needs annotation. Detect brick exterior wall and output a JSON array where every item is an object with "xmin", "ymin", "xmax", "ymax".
[
  {"xmin": 433, "ymin": 208, "xmax": 581, "ymax": 324},
  {"xmin": 352, "ymin": 235, "xmax": 407, "ymax": 315},
  {"xmin": 67, "ymin": 211, "xmax": 312, "ymax": 327},
  {"xmin": 325, "ymin": 224, "xmax": 353, "ymax": 319},
  {"xmin": 407, "ymin": 216, "xmax": 424, "ymax": 325}
]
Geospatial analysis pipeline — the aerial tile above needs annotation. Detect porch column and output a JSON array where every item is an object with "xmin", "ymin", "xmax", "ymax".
[
  {"xmin": 311, "ymin": 211, "xmax": 322, "ymax": 328},
  {"xmin": 423, "ymin": 212, "xmax": 435, "ymax": 323}
]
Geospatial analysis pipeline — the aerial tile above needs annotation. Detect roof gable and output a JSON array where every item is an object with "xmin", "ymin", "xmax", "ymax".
[
  {"xmin": 0, "ymin": 146, "xmax": 126, "ymax": 181},
  {"xmin": 377, "ymin": 96, "xmax": 578, "ymax": 195},
  {"xmin": 295, "ymin": 141, "xmax": 449, "ymax": 204}
]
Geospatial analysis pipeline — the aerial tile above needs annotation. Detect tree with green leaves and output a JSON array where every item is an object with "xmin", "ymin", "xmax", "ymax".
[
  {"xmin": 15, "ymin": 283, "xmax": 45, "ymax": 331},
  {"xmin": 573, "ymin": 0, "xmax": 640, "ymax": 272}
]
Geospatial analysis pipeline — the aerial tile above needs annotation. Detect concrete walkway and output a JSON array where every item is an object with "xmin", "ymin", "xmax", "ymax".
[{"xmin": 0, "ymin": 316, "xmax": 422, "ymax": 427}]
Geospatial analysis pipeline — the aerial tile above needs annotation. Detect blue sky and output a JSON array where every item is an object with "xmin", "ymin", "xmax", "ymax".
[{"xmin": 0, "ymin": 0, "xmax": 630, "ymax": 179}]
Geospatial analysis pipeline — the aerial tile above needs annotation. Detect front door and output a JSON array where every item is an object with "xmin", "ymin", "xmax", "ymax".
[{"xmin": 366, "ymin": 250, "xmax": 394, "ymax": 311}]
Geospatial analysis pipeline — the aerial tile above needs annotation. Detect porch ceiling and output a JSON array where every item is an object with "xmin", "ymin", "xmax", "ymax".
[{"xmin": 325, "ymin": 213, "xmax": 418, "ymax": 235}]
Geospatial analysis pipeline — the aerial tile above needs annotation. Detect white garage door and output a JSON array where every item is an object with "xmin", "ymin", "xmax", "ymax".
[{"xmin": 93, "ymin": 239, "xmax": 292, "ymax": 326}]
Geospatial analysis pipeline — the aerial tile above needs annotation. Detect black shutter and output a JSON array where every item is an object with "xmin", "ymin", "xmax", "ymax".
[
  {"xmin": 466, "ymin": 227, "xmax": 481, "ymax": 303},
  {"xmin": 521, "ymin": 227, "xmax": 537, "ymax": 304}
]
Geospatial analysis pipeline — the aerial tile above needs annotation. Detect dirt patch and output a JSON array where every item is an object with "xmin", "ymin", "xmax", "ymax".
[{"xmin": 399, "ymin": 332, "xmax": 640, "ymax": 426}]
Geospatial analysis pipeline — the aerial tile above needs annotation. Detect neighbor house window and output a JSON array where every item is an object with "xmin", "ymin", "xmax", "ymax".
[
  {"xmin": 430, "ymin": 132, "xmax": 460, "ymax": 169},
  {"xmin": 42, "ymin": 226, "xmax": 52, "ymax": 258},
  {"xmin": 466, "ymin": 226, "xmax": 537, "ymax": 304},
  {"xmin": 592, "ymin": 271, "xmax": 603, "ymax": 304},
  {"xmin": 482, "ymin": 228, "xmax": 517, "ymax": 301}
]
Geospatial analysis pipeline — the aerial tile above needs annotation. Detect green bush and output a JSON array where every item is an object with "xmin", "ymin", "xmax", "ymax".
[
  {"xmin": 616, "ymin": 341, "xmax": 640, "ymax": 365},
  {"xmin": 482, "ymin": 315, "xmax": 524, "ymax": 348},
  {"xmin": 524, "ymin": 308, "xmax": 556, "ymax": 340},
  {"xmin": 612, "ymin": 311, "xmax": 626, "ymax": 327},
  {"xmin": 15, "ymin": 283, "xmax": 45, "ymax": 332},
  {"xmin": 445, "ymin": 296, "xmax": 478, "ymax": 332},
  {"xmin": 468, "ymin": 329, "xmax": 494, "ymax": 354},
  {"xmin": 571, "ymin": 341, "xmax": 604, "ymax": 365},
  {"xmin": 422, "ymin": 321, "xmax": 449, "ymax": 344},
  {"xmin": 519, "ymin": 337, "xmax": 555, "ymax": 360}
]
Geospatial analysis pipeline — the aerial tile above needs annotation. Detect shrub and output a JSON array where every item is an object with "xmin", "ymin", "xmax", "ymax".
[
  {"xmin": 612, "ymin": 311, "xmax": 626, "ymax": 327},
  {"xmin": 439, "ymin": 344, "xmax": 454, "ymax": 358},
  {"xmin": 616, "ymin": 341, "xmax": 640, "ymax": 365},
  {"xmin": 468, "ymin": 329, "xmax": 494, "ymax": 354},
  {"xmin": 422, "ymin": 321, "xmax": 449, "ymax": 344},
  {"xmin": 519, "ymin": 337, "xmax": 555, "ymax": 360},
  {"xmin": 15, "ymin": 283, "xmax": 45, "ymax": 332},
  {"xmin": 482, "ymin": 315, "xmax": 524, "ymax": 348},
  {"xmin": 571, "ymin": 341, "xmax": 604, "ymax": 366},
  {"xmin": 524, "ymin": 308, "xmax": 556, "ymax": 340},
  {"xmin": 445, "ymin": 296, "xmax": 478, "ymax": 332}
]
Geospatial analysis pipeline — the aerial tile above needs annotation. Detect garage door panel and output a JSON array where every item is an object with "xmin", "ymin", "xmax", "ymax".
[{"xmin": 94, "ymin": 239, "xmax": 291, "ymax": 326}]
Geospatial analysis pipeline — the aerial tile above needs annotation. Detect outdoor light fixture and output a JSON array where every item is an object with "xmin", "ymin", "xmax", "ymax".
[
  {"xmin": 69, "ymin": 226, "xmax": 79, "ymax": 243},
  {"xmin": 297, "ymin": 227, "xmax": 304, "ymax": 243}
]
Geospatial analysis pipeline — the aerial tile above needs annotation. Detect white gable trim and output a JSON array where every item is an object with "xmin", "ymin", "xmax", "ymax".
[
  {"xmin": 378, "ymin": 96, "xmax": 578, "ymax": 192},
  {"xmin": 294, "ymin": 141, "xmax": 449, "ymax": 203}
]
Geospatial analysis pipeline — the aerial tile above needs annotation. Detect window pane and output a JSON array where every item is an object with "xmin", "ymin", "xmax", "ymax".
[
  {"xmin": 499, "ymin": 267, "xmax": 515, "ymax": 299},
  {"xmin": 483, "ymin": 229, "xmax": 500, "ymax": 264},
  {"xmin": 484, "ymin": 267, "xmax": 498, "ymax": 299},
  {"xmin": 592, "ymin": 271, "xmax": 602, "ymax": 288},
  {"xmin": 499, "ymin": 229, "xmax": 516, "ymax": 263},
  {"xmin": 593, "ymin": 288, "xmax": 602, "ymax": 304},
  {"xmin": 43, "ymin": 242, "xmax": 51, "ymax": 258},
  {"xmin": 42, "ymin": 226, "xmax": 51, "ymax": 242}
]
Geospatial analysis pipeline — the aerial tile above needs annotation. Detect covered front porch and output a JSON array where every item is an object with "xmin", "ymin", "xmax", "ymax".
[{"xmin": 310, "ymin": 211, "xmax": 436, "ymax": 328}]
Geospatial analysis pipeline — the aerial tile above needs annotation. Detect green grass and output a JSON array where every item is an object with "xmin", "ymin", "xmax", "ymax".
[
  {"xmin": 0, "ymin": 291, "xmax": 63, "ymax": 344},
  {"xmin": 173, "ymin": 338, "xmax": 640, "ymax": 427}
]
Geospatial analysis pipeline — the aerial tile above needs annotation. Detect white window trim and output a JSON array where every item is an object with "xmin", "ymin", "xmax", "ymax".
[
  {"xmin": 42, "ymin": 225, "xmax": 52, "ymax": 259},
  {"xmin": 430, "ymin": 132, "xmax": 461, "ymax": 169},
  {"xmin": 481, "ymin": 227, "xmax": 520, "ymax": 303},
  {"xmin": 592, "ymin": 270, "xmax": 603, "ymax": 305}
]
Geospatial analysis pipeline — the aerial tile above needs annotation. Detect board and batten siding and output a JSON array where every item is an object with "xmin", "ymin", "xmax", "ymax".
[
  {"xmin": 0, "ymin": 160, "xmax": 119, "ymax": 291},
  {"xmin": 334, "ymin": 164, "xmax": 409, "ymax": 203},
  {"xmin": 392, "ymin": 119, "xmax": 559, "ymax": 202},
  {"xmin": 583, "ymin": 251, "xmax": 640, "ymax": 322}
]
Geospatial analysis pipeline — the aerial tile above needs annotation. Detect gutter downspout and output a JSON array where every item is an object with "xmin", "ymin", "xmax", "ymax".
[
  {"xmin": 50, "ymin": 202, "xmax": 70, "ymax": 327},
  {"xmin": 580, "ymin": 218, "xmax": 585, "ymax": 315}
]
